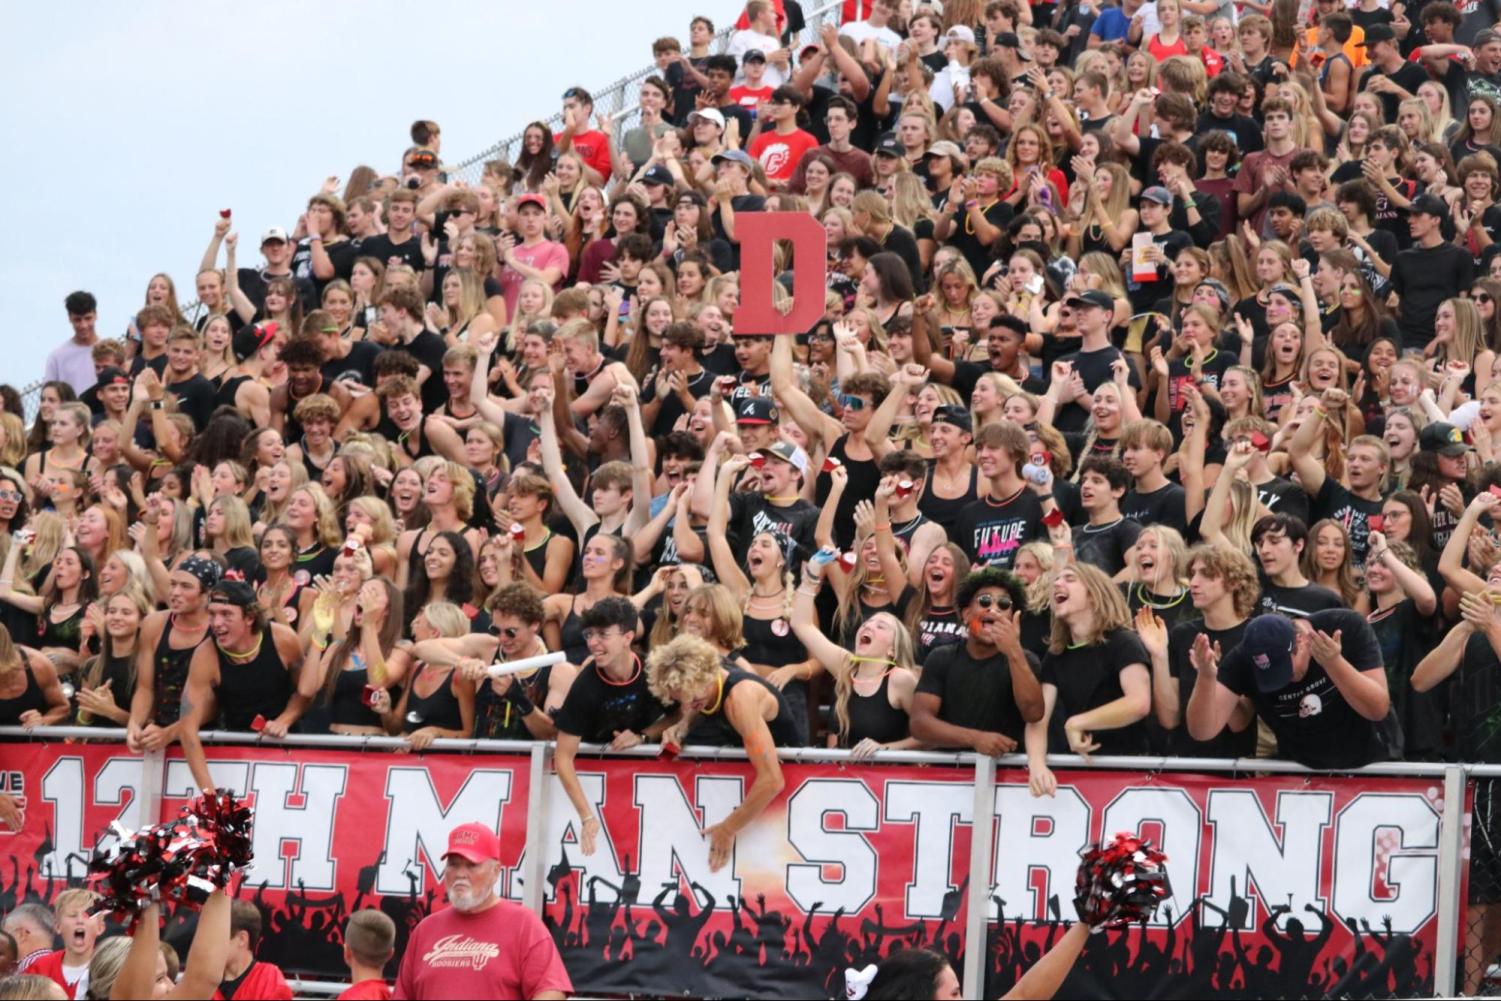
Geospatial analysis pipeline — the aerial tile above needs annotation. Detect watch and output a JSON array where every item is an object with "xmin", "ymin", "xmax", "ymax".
[{"xmin": 150, "ymin": 400, "xmax": 165, "ymax": 411}]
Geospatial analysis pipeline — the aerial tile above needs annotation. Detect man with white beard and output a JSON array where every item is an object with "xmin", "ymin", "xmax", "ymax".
[{"xmin": 393, "ymin": 823, "xmax": 571, "ymax": 1000}]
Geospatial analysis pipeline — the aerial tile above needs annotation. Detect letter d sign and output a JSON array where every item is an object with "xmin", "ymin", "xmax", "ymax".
[{"xmin": 734, "ymin": 212, "xmax": 828, "ymax": 336}]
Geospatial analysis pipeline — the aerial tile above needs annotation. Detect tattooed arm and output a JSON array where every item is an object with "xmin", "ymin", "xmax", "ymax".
[{"xmin": 178, "ymin": 643, "xmax": 220, "ymax": 796}]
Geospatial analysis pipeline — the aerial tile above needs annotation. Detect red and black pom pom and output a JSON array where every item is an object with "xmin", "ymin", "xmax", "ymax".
[
  {"xmin": 1074, "ymin": 831, "xmax": 1171, "ymax": 928},
  {"xmin": 88, "ymin": 790, "xmax": 255, "ymax": 920}
]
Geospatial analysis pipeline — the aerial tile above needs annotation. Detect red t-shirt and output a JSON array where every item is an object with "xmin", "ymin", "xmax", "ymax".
[
  {"xmin": 212, "ymin": 960, "xmax": 293, "ymax": 1000},
  {"xmin": 392, "ymin": 900, "xmax": 572, "ymax": 1000},
  {"xmin": 338, "ymin": 979, "xmax": 393, "ymax": 1000},
  {"xmin": 554, "ymin": 128, "xmax": 613, "ymax": 180},
  {"xmin": 729, "ymin": 84, "xmax": 774, "ymax": 112},
  {"xmin": 28, "ymin": 951, "xmax": 85, "ymax": 999},
  {"xmin": 749, "ymin": 129, "xmax": 822, "ymax": 182}
]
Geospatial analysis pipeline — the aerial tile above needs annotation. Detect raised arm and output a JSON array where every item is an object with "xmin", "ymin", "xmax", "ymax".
[
  {"xmin": 1287, "ymin": 388, "xmax": 1340, "ymax": 499},
  {"xmin": 616, "ymin": 380, "xmax": 654, "ymax": 536},
  {"xmin": 790, "ymin": 566, "xmax": 850, "ymax": 674},
  {"xmin": 1439, "ymin": 492, "xmax": 1496, "ymax": 594},
  {"xmin": 771, "ymin": 331, "xmax": 843, "ymax": 449},
  {"xmin": 537, "ymin": 384, "xmax": 599, "ymax": 539},
  {"xmin": 708, "ymin": 455, "xmax": 752, "ymax": 601}
]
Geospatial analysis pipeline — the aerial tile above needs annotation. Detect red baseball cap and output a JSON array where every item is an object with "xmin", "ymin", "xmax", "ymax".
[
  {"xmin": 443, "ymin": 822, "xmax": 501, "ymax": 864},
  {"xmin": 515, "ymin": 193, "xmax": 548, "ymax": 211}
]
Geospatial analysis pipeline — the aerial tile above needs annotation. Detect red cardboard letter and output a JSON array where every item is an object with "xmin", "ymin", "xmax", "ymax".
[{"xmin": 734, "ymin": 211, "xmax": 828, "ymax": 335}]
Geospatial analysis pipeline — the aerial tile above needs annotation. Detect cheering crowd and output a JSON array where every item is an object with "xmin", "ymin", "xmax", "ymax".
[{"xmin": 7, "ymin": 0, "xmax": 1501, "ymax": 993}]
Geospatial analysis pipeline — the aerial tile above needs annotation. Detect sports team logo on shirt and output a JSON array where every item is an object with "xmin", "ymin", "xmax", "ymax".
[{"xmin": 422, "ymin": 934, "xmax": 501, "ymax": 971}]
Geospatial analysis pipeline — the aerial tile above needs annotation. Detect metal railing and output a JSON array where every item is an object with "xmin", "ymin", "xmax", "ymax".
[{"xmin": 443, "ymin": 0, "xmax": 848, "ymax": 183}]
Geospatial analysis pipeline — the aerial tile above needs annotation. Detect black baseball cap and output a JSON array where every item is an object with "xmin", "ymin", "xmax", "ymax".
[
  {"xmin": 736, "ymin": 397, "xmax": 779, "ymax": 425},
  {"xmin": 1419, "ymin": 421, "xmax": 1468, "ymax": 456},
  {"xmin": 96, "ymin": 367, "xmax": 130, "ymax": 388},
  {"xmin": 932, "ymin": 405, "xmax": 973, "ymax": 433},
  {"xmin": 1410, "ymin": 193, "xmax": 1449, "ymax": 218},
  {"xmin": 743, "ymin": 48, "xmax": 767, "ymax": 64},
  {"xmin": 1065, "ymin": 289, "xmax": 1115, "ymax": 311},
  {"xmin": 995, "ymin": 32, "xmax": 1032, "ymax": 59},
  {"xmin": 874, "ymin": 133, "xmax": 903, "ymax": 158},
  {"xmin": 1358, "ymin": 23, "xmax": 1396, "ymax": 45},
  {"xmin": 1238, "ymin": 615, "xmax": 1296, "ymax": 693},
  {"xmin": 641, "ymin": 165, "xmax": 675, "ymax": 186}
]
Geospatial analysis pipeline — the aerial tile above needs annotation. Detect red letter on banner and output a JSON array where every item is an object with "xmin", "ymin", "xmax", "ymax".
[{"xmin": 734, "ymin": 211, "xmax": 828, "ymax": 335}]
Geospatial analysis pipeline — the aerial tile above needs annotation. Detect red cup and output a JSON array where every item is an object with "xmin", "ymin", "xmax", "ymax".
[
  {"xmin": 822, "ymin": 456, "xmax": 842, "ymax": 473},
  {"xmin": 718, "ymin": 376, "xmax": 738, "ymax": 394},
  {"xmin": 1251, "ymin": 432, "xmax": 1271, "ymax": 453},
  {"xmin": 838, "ymin": 551, "xmax": 857, "ymax": 572},
  {"xmin": 660, "ymin": 740, "xmax": 681, "ymax": 760},
  {"xmin": 1367, "ymin": 515, "xmax": 1385, "ymax": 533},
  {"xmin": 510, "ymin": 522, "xmax": 526, "ymax": 541},
  {"xmin": 361, "ymin": 685, "xmax": 379, "ymax": 708},
  {"xmin": 250, "ymin": 714, "xmax": 267, "ymax": 733},
  {"xmin": 895, "ymin": 479, "xmax": 915, "ymax": 498},
  {"xmin": 219, "ymin": 208, "xmax": 232, "ymax": 218},
  {"xmin": 749, "ymin": 452, "xmax": 767, "ymax": 469},
  {"xmin": 1490, "ymin": 485, "xmax": 1501, "ymax": 501},
  {"xmin": 1043, "ymin": 508, "xmax": 1065, "ymax": 528}
]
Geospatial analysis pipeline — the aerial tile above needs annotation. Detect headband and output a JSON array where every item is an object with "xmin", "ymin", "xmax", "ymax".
[
  {"xmin": 178, "ymin": 555, "xmax": 223, "ymax": 591},
  {"xmin": 209, "ymin": 579, "xmax": 257, "ymax": 609}
]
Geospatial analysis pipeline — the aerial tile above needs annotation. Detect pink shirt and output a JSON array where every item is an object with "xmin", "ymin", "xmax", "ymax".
[
  {"xmin": 499, "ymin": 240, "xmax": 569, "ymax": 313},
  {"xmin": 392, "ymin": 900, "xmax": 571, "ymax": 1001}
]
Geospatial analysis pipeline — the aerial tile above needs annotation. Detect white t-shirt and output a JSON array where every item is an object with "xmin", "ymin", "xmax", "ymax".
[
  {"xmin": 839, "ymin": 19, "xmax": 904, "ymax": 54},
  {"xmin": 727, "ymin": 29, "xmax": 788, "ymax": 88},
  {"xmin": 43, "ymin": 338, "xmax": 98, "ymax": 396},
  {"xmin": 1135, "ymin": 1, "xmax": 1163, "ymax": 38},
  {"xmin": 62, "ymin": 961, "xmax": 89, "ymax": 998}
]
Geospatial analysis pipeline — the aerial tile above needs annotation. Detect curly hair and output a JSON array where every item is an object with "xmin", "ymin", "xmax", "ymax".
[
  {"xmin": 1186, "ymin": 543, "xmax": 1261, "ymax": 620},
  {"xmin": 646, "ymin": 633, "xmax": 723, "ymax": 705}
]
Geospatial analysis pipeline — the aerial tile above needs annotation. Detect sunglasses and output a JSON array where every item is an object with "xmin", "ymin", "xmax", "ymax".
[
  {"xmin": 838, "ymin": 394, "xmax": 869, "ymax": 411},
  {"xmin": 974, "ymin": 593, "xmax": 1014, "ymax": 610},
  {"xmin": 495, "ymin": 626, "xmax": 524, "ymax": 639},
  {"xmin": 1477, "ymin": 294, "xmax": 1494, "ymax": 304},
  {"xmin": 0, "ymin": 491, "xmax": 21, "ymax": 503},
  {"xmin": 583, "ymin": 627, "xmax": 621, "ymax": 642}
]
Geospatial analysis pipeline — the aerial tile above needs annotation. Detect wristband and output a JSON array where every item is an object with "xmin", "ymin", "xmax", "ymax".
[
  {"xmin": 150, "ymin": 400, "xmax": 165, "ymax": 411},
  {"xmin": 966, "ymin": 199, "xmax": 979, "ymax": 209},
  {"xmin": 507, "ymin": 687, "xmax": 536, "ymax": 716},
  {"xmin": 1313, "ymin": 405, "xmax": 1329, "ymax": 419},
  {"xmin": 309, "ymin": 233, "xmax": 322, "ymax": 242},
  {"xmin": 873, "ymin": 522, "xmax": 892, "ymax": 533}
]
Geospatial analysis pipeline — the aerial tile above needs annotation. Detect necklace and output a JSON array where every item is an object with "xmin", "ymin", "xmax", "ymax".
[
  {"xmin": 217, "ymin": 633, "xmax": 264, "ymax": 663},
  {"xmin": 750, "ymin": 586, "xmax": 785, "ymax": 600}
]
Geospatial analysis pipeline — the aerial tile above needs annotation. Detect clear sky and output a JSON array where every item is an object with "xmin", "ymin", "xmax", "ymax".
[{"xmin": 1, "ymin": 0, "xmax": 729, "ymax": 391}]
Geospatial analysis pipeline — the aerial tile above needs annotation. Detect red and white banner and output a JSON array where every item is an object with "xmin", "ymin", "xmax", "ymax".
[{"xmin": 0, "ymin": 741, "xmax": 1451, "ymax": 997}]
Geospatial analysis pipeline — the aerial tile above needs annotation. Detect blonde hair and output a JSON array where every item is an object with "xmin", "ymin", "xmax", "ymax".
[
  {"xmin": 1134, "ymin": 525, "xmax": 1189, "ymax": 586},
  {"xmin": 0, "ymin": 413, "xmax": 25, "ymax": 468},
  {"xmin": 419, "ymin": 601, "xmax": 469, "ymax": 638},
  {"xmin": 1017, "ymin": 541, "xmax": 1057, "ymax": 613},
  {"xmin": 646, "ymin": 633, "xmax": 724, "ymax": 704},
  {"xmin": 676, "ymin": 583, "xmax": 745, "ymax": 653},
  {"xmin": 832, "ymin": 612, "xmax": 917, "ymax": 745},
  {"xmin": 1046, "ymin": 562, "xmax": 1132, "ymax": 654},
  {"xmin": 290, "ymin": 483, "xmax": 344, "ymax": 548}
]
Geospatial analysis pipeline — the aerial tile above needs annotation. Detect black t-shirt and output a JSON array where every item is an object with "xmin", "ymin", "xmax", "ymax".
[
  {"xmin": 553, "ymin": 657, "xmax": 662, "ymax": 743},
  {"xmin": 952, "ymin": 486, "xmax": 1046, "ymax": 571},
  {"xmin": 1369, "ymin": 599, "xmax": 1447, "ymax": 759},
  {"xmin": 712, "ymin": 194, "xmax": 767, "ymax": 270},
  {"xmin": 1256, "ymin": 578, "xmax": 1347, "ymax": 618},
  {"xmin": 358, "ymin": 233, "xmax": 427, "ymax": 274},
  {"xmin": 1195, "ymin": 111, "xmax": 1264, "ymax": 154},
  {"xmin": 1053, "ymin": 344, "xmax": 1140, "ymax": 432},
  {"xmin": 401, "ymin": 330, "xmax": 451, "ymax": 414},
  {"xmin": 1219, "ymin": 608, "xmax": 1393, "ymax": 769},
  {"xmin": 879, "ymin": 224, "xmax": 927, "ymax": 293},
  {"xmin": 1166, "ymin": 617, "xmax": 1254, "ymax": 758},
  {"xmin": 322, "ymin": 340, "xmax": 383, "ymax": 390},
  {"xmin": 1310, "ymin": 478, "xmax": 1383, "ymax": 566},
  {"xmin": 291, "ymin": 238, "xmax": 360, "ymax": 296},
  {"xmin": 235, "ymin": 267, "xmax": 317, "ymax": 314},
  {"xmin": 947, "ymin": 200, "xmax": 1015, "ymax": 279},
  {"xmin": 1073, "ymin": 517, "xmax": 1142, "ymax": 576},
  {"xmin": 916, "ymin": 642, "xmax": 1040, "ymax": 746},
  {"xmin": 642, "ymin": 367, "xmax": 712, "ymax": 438},
  {"xmin": 1390, "ymin": 241, "xmax": 1475, "ymax": 352},
  {"xmin": 1040, "ymin": 628, "xmax": 1151, "ymax": 755},
  {"xmin": 728, "ymin": 491, "xmax": 820, "ymax": 566},
  {"xmin": 1255, "ymin": 476, "xmax": 1311, "ymax": 528},
  {"xmin": 1361, "ymin": 60, "xmax": 1432, "ymax": 122},
  {"xmin": 165, "ymin": 372, "xmax": 217, "ymax": 431},
  {"xmin": 1121, "ymin": 483, "xmax": 1187, "ymax": 536}
]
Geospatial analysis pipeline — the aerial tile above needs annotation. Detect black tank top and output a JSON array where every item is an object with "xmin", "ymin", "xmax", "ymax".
[
  {"xmin": 815, "ymin": 434, "xmax": 881, "ymax": 548},
  {"xmin": 522, "ymin": 530, "xmax": 554, "ymax": 583},
  {"xmin": 328, "ymin": 652, "xmax": 385, "ymax": 729},
  {"xmin": 560, "ymin": 595, "xmax": 590, "ymax": 667},
  {"xmin": 474, "ymin": 664, "xmax": 554, "ymax": 740},
  {"xmin": 686, "ymin": 668, "xmax": 801, "ymax": 748},
  {"xmin": 38, "ymin": 605, "xmax": 84, "ymax": 650},
  {"xmin": 403, "ymin": 663, "xmax": 465, "ymax": 733},
  {"xmin": 842, "ymin": 671, "xmax": 910, "ymax": 747},
  {"xmin": 740, "ymin": 611, "xmax": 806, "ymax": 668},
  {"xmin": 293, "ymin": 543, "xmax": 336, "ymax": 586},
  {"xmin": 0, "ymin": 661, "xmax": 46, "ymax": 725},
  {"xmin": 891, "ymin": 511, "xmax": 931, "ymax": 551},
  {"xmin": 376, "ymin": 416, "xmax": 435, "ymax": 462},
  {"xmin": 153, "ymin": 615, "xmax": 207, "ymax": 726},
  {"xmin": 214, "ymin": 629, "xmax": 292, "ymax": 731},
  {"xmin": 298, "ymin": 439, "xmax": 332, "ymax": 482},
  {"xmin": 215, "ymin": 374, "xmax": 253, "ymax": 412},
  {"xmin": 919, "ymin": 463, "xmax": 979, "ymax": 540}
]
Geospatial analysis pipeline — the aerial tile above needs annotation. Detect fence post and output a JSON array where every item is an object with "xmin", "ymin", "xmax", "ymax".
[
  {"xmin": 140, "ymin": 745, "xmax": 166, "ymax": 824},
  {"xmin": 963, "ymin": 755, "xmax": 997, "ymax": 1000},
  {"xmin": 1435, "ymin": 763, "xmax": 1468, "ymax": 997},
  {"xmin": 521, "ymin": 742, "xmax": 550, "ymax": 915}
]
